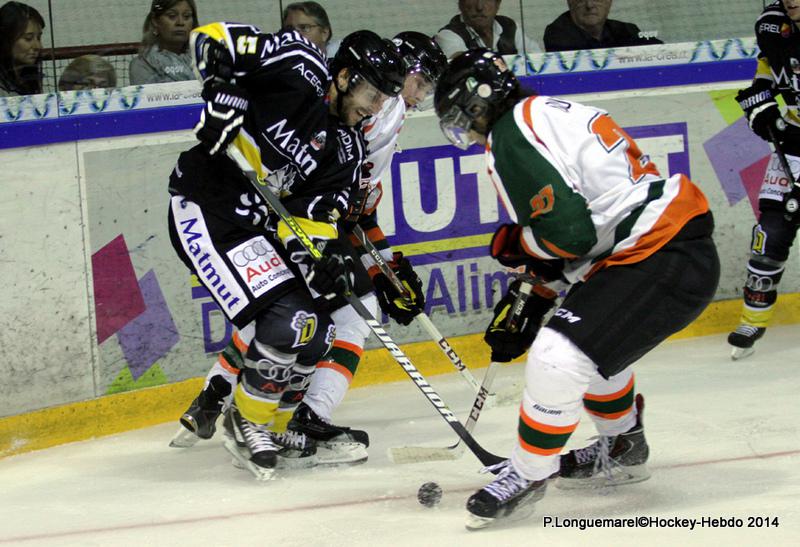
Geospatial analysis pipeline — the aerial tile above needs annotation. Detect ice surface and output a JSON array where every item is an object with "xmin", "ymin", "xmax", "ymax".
[{"xmin": 1, "ymin": 328, "xmax": 798, "ymax": 546}]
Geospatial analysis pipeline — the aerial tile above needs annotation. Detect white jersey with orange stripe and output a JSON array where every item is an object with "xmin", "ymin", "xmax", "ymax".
[
  {"xmin": 485, "ymin": 95, "xmax": 709, "ymax": 283},
  {"xmin": 352, "ymin": 96, "xmax": 407, "ymax": 270},
  {"xmin": 364, "ymin": 96, "xmax": 406, "ymax": 190}
]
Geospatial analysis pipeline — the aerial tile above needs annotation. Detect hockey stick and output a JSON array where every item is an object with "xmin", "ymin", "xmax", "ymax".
[
  {"xmin": 389, "ymin": 279, "xmax": 534, "ymax": 464},
  {"xmin": 227, "ymin": 147, "xmax": 505, "ymax": 468},
  {"xmin": 767, "ymin": 123, "xmax": 800, "ymax": 221},
  {"xmin": 351, "ymin": 225, "xmax": 482, "ymax": 393}
]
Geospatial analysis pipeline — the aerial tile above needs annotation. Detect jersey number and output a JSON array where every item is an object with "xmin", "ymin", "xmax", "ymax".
[
  {"xmin": 529, "ymin": 184, "xmax": 554, "ymax": 219},
  {"xmin": 236, "ymin": 36, "xmax": 258, "ymax": 55},
  {"xmin": 590, "ymin": 114, "xmax": 659, "ymax": 184}
]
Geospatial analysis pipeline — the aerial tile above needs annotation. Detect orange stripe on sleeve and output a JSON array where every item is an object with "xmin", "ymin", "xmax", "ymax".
[
  {"xmin": 519, "ymin": 232, "xmax": 551, "ymax": 260},
  {"xmin": 541, "ymin": 237, "xmax": 579, "ymax": 259}
]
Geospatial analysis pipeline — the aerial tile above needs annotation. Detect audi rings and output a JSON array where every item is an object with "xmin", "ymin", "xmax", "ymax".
[{"xmin": 231, "ymin": 239, "xmax": 272, "ymax": 267}]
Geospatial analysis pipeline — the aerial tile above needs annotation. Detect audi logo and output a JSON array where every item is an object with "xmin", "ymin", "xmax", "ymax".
[{"xmin": 231, "ymin": 240, "xmax": 272, "ymax": 267}]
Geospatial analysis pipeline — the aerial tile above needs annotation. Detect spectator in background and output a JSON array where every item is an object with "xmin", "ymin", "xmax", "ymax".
[
  {"xmin": 544, "ymin": 0, "xmax": 662, "ymax": 52},
  {"xmin": 129, "ymin": 0, "xmax": 197, "ymax": 85},
  {"xmin": 0, "ymin": 1, "xmax": 44, "ymax": 97},
  {"xmin": 282, "ymin": 1, "xmax": 338, "ymax": 57},
  {"xmin": 58, "ymin": 55, "xmax": 117, "ymax": 91},
  {"xmin": 435, "ymin": 0, "xmax": 541, "ymax": 59}
]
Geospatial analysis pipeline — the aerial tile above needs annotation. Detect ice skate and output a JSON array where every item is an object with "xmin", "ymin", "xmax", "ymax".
[
  {"xmin": 557, "ymin": 394, "xmax": 650, "ymax": 489},
  {"xmin": 223, "ymin": 404, "xmax": 279, "ymax": 480},
  {"xmin": 465, "ymin": 460, "xmax": 555, "ymax": 530},
  {"xmin": 169, "ymin": 376, "xmax": 231, "ymax": 448},
  {"xmin": 728, "ymin": 325, "xmax": 766, "ymax": 361},
  {"xmin": 288, "ymin": 402, "xmax": 369, "ymax": 466},
  {"xmin": 275, "ymin": 430, "xmax": 318, "ymax": 469}
]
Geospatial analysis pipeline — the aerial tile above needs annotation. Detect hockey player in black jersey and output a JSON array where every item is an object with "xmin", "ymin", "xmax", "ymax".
[
  {"xmin": 729, "ymin": 0, "xmax": 800, "ymax": 359},
  {"xmin": 170, "ymin": 32, "xmax": 448, "ymax": 469},
  {"xmin": 167, "ymin": 23, "xmax": 404, "ymax": 478}
]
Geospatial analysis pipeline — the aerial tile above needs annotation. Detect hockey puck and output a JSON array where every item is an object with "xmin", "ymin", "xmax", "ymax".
[{"xmin": 417, "ymin": 481, "xmax": 442, "ymax": 507}]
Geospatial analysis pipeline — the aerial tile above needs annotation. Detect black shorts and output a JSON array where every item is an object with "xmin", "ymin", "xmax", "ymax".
[
  {"xmin": 168, "ymin": 195, "xmax": 301, "ymax": 329},
  {"xmin": 545, "ymin": 213, "xmax": 720, "ymax": 378}
]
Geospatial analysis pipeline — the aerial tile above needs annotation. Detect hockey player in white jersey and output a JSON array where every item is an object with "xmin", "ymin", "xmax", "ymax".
[
  {"xmin": 171, "ymin": 32, "xmax": 448, "ymax": 468},
  {"xmin": 433, "ymin": 50, "xmax": 720, "ymax": 529}
]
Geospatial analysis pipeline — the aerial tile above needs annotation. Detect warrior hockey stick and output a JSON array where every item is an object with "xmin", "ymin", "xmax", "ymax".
[
  {"xmin": 351, "ymin": 225, "xmax": 482, "ymax": 393},
  {"xmin": 389, "ymin": 280, "xmax": 534, "ymax": 464},
  {"xmin": 227, "ymin": 147, "xmax": 505, "ymax": 468}
]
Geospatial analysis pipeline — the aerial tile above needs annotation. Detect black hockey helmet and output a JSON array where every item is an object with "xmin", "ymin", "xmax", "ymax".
[
  {"xmin": 331, "ymin": 30, "xmax": 405, "ymax": 97},
  {"xmin": 392, "ymin": 31, "xmax": 447, "ymax": 86},
  {"xmin": 434, "ymin": 48, "xmax": 519, "ymax": 149}
]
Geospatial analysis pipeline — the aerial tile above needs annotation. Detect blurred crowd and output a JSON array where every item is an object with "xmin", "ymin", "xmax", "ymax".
[{"xmin": 0, "ymin": 0, "xmax": 662, "ymax": 97}]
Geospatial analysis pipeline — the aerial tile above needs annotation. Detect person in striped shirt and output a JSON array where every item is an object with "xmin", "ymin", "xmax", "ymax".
[{"xmin": 434, "ymin": 49, "xmax": 720, "ymax": 529}]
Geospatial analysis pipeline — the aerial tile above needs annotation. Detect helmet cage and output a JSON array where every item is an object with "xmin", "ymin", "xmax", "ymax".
[{"xmin": 439, "ymin": 94, "xmax": 488, "ymax": 150}]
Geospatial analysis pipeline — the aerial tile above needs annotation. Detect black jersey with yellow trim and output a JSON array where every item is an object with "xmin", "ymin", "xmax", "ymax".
[
  {"xmin": 753, "ymin": 2, "xmax": 800, "ymax": 129},
  {"xmin": 170, "ymin": 22, "xmax": 363, "ymax": 242}
]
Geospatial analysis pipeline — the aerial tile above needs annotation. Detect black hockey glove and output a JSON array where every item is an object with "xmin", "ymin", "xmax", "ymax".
[
  {"xmin": 490, "ymin": 223, "xmax": 565, "ymax": 282},
  {"xmin": 484, "ymin": 280, "xmax": 556, "ymax": 363},
  {"xmin": 736, "ymin": 84, "xmax": 783, "ymax": 143},
  {"xmin": 372, "ymin": 252, "xmax": 425, "ymax": 326},
  {"xmin": 195, "ymin": 36, "xmax": 236, "ymax": 84},
  {"xmin": 306, "ymin": 244, "xmax": 354, "ymax": 300},
  {"xmin": 194, "ymin": 82, "xmax": 250, "ymax": 156}
]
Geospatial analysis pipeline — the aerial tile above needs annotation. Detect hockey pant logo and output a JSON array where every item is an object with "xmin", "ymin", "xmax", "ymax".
[{"xmin": 291, "ymin": 310, "xmax": 318, "ymax": 348}]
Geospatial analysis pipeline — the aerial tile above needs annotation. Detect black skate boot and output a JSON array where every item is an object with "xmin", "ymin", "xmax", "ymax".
[
  {"xmin": 465, "ymin": 460, "xmax": 556, "ymax": 530},
  {"xmin": 169, "ymin": 376, "xmax": 232, "ymax": 448},
  {"xmin": 557, "ymin": 393, "xmax": 650, "ymax": 489},
  {"xmin": 274, "ymin": 430, "xmax": 318, "ymax": 469},
  {"xmin": 727, "ymin": 325, "xmax": 766, "ymax": 361},
  {"xmin": 287, "ymin": 402, "xmax": 369, "ymax": 466},
  {"xmin": 223, "ymin": 403, "xmax": 279, "ymax": 480}
]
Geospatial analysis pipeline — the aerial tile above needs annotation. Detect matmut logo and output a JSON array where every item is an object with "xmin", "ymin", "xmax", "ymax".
[{"xmin": 265, "ymin": 119, "xmax": 318, "ymax": 176}]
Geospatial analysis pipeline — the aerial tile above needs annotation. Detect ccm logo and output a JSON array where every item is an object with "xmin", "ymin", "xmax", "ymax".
[{"xmin": 554, "ymin": 308, "xmax": 581, "ymax": 323}]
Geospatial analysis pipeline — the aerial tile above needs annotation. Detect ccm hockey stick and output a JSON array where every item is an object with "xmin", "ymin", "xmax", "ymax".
[
  {"xmin": 351, "ymin": 225, "xmax": 482, "ymax": 393},
  {"xmin": 228, "ymin": 147, "xmax": 505, "ymax": 468},
  {"xmin": 389, "ymin": 279, "xmax": 534, "ymax": 464}
]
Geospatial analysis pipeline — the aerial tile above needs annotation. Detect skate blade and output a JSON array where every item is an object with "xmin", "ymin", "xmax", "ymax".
[
  {"xmin": 223, "ymin": 438, "xmax": 276, "ymax": 481},
  {"xmin": 317, "ymin": 443, "xmax": 368, "ymax": 466},
  {"xmin": 169, "ymin": 425, "xmax": 200, "ymax": 448},
  {"xmin": 730, "ymin": 346, "xmax": 755, "ymax": 361},
  {"xmin": 465, "ymin": 513, "xmax": 495, "ymax": 531},
  {"xmin": 556, "ymin": 464, "xmax": 651, "ymax": 490},
  {"xmin": 388, "ymin": 445, "xmax": 463, "ymax": 464},
  {"xmin": 276, "ymin": 452, "xmax": 319, "ymax": 470}
]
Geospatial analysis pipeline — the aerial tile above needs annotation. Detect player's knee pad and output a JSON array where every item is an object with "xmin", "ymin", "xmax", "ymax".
[
  {"xmin": 524, "ymin": 327, "xmax": 596, "ymax": 413},
  {"xmin": 250, "ymin": 289, "xmax": 336, "ymax": 367},
  {"xmin": 752, "ymin": 206, "xmax": 798, "ymax": 263},
  {"xmin": 330, "ymin": 293, "xmax": 376, "ymax": 347}
]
